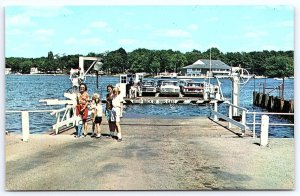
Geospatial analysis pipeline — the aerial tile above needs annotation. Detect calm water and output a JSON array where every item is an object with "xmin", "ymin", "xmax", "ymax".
[{"xmin": 5, "ymin": 75, "xmax": 294, "ymax": 137}]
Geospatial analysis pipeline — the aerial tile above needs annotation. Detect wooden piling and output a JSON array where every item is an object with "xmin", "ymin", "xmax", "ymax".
[
  {"xmin": 274, "ymin": 97, "xmax": 285, "ymax": 113},
  {"xmin": 261, "ymin": 94, "xmax": 269, "ymax": 108},
  {"xmin": 253, "ymin": 91, "xmax": 257, "ymax": 104},
  {"xmin": 257, "ymin": 93, "xmax": 263, "ymax": 106},
  {"xmin": 267, "ymin": 96, "xmax": 274, "ymax": 112},
  {"xmin": 253, "ymin": 91, "xmax": 294, "ymax": 122},
  {"xmin": 282, "ymin": 100, "xmax": 294, "ymax": 121}
]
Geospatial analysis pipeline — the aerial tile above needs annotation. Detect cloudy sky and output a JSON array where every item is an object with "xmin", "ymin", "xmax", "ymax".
[{"xmin": 5, "ymin": 5, "xmax": 294, "ymax": 58}]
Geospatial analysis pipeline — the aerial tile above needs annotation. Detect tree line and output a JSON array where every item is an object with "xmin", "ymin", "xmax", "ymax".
[{"xmin": 5, "ymin": 47, "xmax": 294, "ymax": 77}]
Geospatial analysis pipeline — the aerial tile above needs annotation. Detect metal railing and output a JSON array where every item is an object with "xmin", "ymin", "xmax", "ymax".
[
  {"xmin": 210, "ymin": 101, "xmax": 249, "ymax": 134},
  {"xmin": 5, "ymin": 104, "xmax": 78, "ymax": 141},
  {"xmin": 210, "ymin": 101, "xmax": 294, "ymax": 140},
  {"xmin": 246, "ymin": 111, "xmax": 294, "ymax": 138},
  {"xmin": 5, "ymin": 110, "xmax": 55, "ymax": 141},
  {"xmin": 50, "ymin": 104, "xmax": 77, "ymax": 134}
]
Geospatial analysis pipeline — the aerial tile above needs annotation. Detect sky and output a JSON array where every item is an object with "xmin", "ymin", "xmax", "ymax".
[{"xmin": 5, "ymin": 5, "xmax": 294, "ymax": 58}]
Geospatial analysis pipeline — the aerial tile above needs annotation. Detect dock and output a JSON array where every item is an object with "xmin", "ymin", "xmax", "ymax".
[
  {"xmin": 123, "ymin": 97, "xmax": 223, "ymax": 104},
  {"xmin": 5, "ymin": 117, "xmax": 294, "ymax": 190}
]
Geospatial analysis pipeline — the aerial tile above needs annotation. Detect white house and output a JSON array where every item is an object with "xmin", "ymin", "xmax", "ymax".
[
  {"xmin": 181, "ymin": 59, "xmax": 231, "ymax": 77},
  {"xmin": 30, "ymin": 67, "xmax": 39, "ymax": 74},
  {"xmin": 5, "ymin": 68, "xmax": 11, "ymax": 75}
]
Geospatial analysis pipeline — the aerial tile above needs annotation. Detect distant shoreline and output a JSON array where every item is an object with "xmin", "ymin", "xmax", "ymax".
[{"xmin": 5, "ymin": 74, "xmax": 294, "ymax": 79}]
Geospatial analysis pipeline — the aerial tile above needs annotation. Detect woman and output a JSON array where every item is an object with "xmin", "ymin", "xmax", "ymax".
[
  {"xmin": 77, "ymin": 83, "xmax": 89, "ymax": 137},
  {"xmin": 105, "ymin": 84, "xmax": 115, "ymax": 138},
  {"xmin": 111, "ymin": 87, "xmax": 123, "ymax": 142}
]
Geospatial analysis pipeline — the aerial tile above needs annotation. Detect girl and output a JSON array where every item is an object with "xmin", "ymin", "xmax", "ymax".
[{"xmin": 92, "ymin": 93, "xmax": 103, "ymax": 138}]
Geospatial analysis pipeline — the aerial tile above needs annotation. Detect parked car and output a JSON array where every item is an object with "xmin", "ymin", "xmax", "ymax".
[
  {"xmin": 159, "ymin": 80, "xmax": 180, "ymax": 96},
  {"xmin": 156, "ymin": 79, "xmax": 167, "ymax": 92},
  {"xmin": 178, "ymin": 79, "xmax": 193, "ymax": 93},
  {"xmin": 141, "ymin": 80, "xmax": 157, "ymax": 95},
  {"xmin": 182, "ymin": 82, "xmax": 204, "ymax": 96}
]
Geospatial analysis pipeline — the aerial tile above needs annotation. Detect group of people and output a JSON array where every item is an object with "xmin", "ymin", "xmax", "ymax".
[
  {"xmin": 126, "ymin": 77, "xmax": 142, "ymax": 98},
  {"xmin": 74, "ymin": 83, "xmax": 123, "ymax": 142}
]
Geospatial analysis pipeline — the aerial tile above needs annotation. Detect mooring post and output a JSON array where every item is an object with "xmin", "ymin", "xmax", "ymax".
[
  {"xmin": 21, "ymin": 111, "xmax": 29, "ymax": 142},
  {"xmin": 252, "ymin": 112, "xmax": 256, "ymax": 138},
  {"xmin": 260, "ymin": 115, "xmax": 269, "ymax": 146},
  {"xmin": 228, "ymin": 105, "xmax": 232, "ymax": 128},
  {"xmin": 213, "ymin": 102, "xmax": 218, "ymax": 121},
  {"xmin": 241, "ymin": 110, "xmax": 246, "ymax": 135}
]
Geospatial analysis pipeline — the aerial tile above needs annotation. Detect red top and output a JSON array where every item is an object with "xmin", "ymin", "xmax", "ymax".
[{"xmin": 78, "ymin": 92, "xmax": 89, "ymax": 106}]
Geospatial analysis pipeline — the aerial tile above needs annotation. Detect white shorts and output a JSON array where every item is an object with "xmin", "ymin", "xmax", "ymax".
[{"xmin": 111, "ymin": 107, "xmax": 121, "ymax": 122}]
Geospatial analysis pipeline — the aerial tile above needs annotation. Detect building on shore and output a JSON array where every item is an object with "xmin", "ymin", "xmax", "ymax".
[
  {"xmin": 180, "ymin": 59, "xmax": 231, "ymax": 77},
  {"xmin": 5, "ymin": 68, "xmax": 11, "ymax": 75},
  {"xmin": 30, "ymin": 67, "xmax": 40, "ymax": 74}
]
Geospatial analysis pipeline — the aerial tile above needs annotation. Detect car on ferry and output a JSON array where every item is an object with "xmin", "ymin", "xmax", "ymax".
[
  {"xmin": 159, "ymin": 80, "xmax": 180, "ymax": 96},
  {"xmin": 141, "ymin": 80, "xmax": 157, "ymax": 95},
  {"xmin": 178, "ymin": 79, "xmax": 193, "ymax": 93},
  {"xmin": 182, "ymin": 82, "xmax": 205, "ymax": 97}
]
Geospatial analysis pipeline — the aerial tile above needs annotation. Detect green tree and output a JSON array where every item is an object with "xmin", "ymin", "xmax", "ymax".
[
  {"xmin": 265, "ymin": 56, "xmax": 293, "ymax": 78},
  {"xmin": 184, "ymin": 50, "xmax": 202, "ymax": 65},
  {"xmin": 20, "ymin": 60, "xmax": 33, "ymax": 73},
  {"xmin": 170, "ymin": 53, "xmax": 188, "ymax": 73},
  {"xmin": 47, "ymin": 51, "xmax": 54, "ymax": 61},
  {"xmin": 149, "ymin": 56, "xmax": 160, "ymax": 75}
]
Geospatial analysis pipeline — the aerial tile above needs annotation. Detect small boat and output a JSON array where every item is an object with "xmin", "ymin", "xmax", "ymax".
[
  {"xmin": 274, "ymin": 78, "xmax": 283, "ymax": 81},
  {"xmin": 154, "ymin": 72, "xmax": 177, "ymax": 79},
  {"xmin": 289, "ymin": 76, "xmax": 294, "ymax": 79}
]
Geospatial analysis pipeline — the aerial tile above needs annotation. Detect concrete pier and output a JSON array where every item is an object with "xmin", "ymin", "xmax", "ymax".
[{"xmin": 5, "ymin": 117, "xmax": 294, "ymax": 190}]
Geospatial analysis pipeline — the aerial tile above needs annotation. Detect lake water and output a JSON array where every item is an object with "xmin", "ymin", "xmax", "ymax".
[{"xmin": 5, "ymin": 75, "xmax": 294, "ymax": 137}]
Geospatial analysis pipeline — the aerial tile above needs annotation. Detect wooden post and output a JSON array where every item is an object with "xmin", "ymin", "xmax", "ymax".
[
  {"xmin": 258, "ymin": 93, "xmax": 262, "ymax": 105},
  {"xmin": 253, "ymin": 91, "xmax": 257, "ymax": 105},
  {"xmin": 282, "ymin": 77, "xmax": 284, "ymax": 100},
  {"xmin": 267, "ymin": 96, "xmax": 274, "ymax": 112},
  {"xmin": 264, "ymin": 94, "xmax": 269, "ymax": 108},
  {"xmin": 96, "ymin": 71, "xmax": 99, "ymax": 90},
  {"xmin": 21, "ymin": 111, "xmax": 29, "ymax": 142},
  {"xmin": 260, "ymin": 115, "xmax": 269, "ymax": 146}
]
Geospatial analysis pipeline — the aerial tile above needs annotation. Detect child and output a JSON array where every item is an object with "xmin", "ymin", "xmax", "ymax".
[
  {"xmin": 90, "ymin": 97, "xmax": 96, "ymax": 137},
  {"xmin": 74, "ymin": 105, "xmax": 84, "ymax": 138},
  {"xmin": 91, "ymin": 93, "xmax": 103, "ymax": 138}
]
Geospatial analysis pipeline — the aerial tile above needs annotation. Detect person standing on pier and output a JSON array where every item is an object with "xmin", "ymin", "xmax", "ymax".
[
  {"xmin": 111, "ymin": 87, "xmax": 123, "ymax": 142},
  {"xmin": 90, "ymin": 94, "xmax": 97, "ymax": 137},
  {"xmin": 77, "ymin": 83, "xmax": 89, "ymax": 137},
  {"xmin": 105, "ymin": 84, "xmax": 115, "ymax": 138},
  {"xmin": 91, "ymin": 93, "xmax": 103, "ymax": 138},
  {"xmin": 74, "ymin": 109, "xmax": 83, "ymax": 138}
]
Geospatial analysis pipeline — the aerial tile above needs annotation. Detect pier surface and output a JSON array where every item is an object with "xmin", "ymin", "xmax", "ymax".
[{"xmin": 5, "ymin": 117, "xmax": 294, "ymax": 190}]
